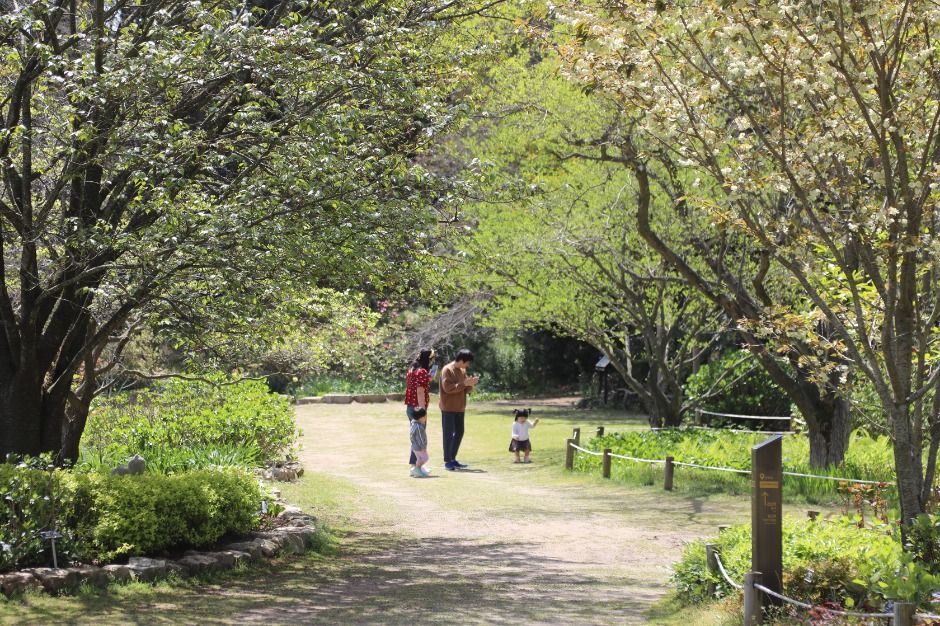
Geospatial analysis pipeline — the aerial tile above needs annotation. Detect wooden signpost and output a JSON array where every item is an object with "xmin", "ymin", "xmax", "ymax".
[{"xmin": 752, "ymin": 435, "xmax": 783, "ymax": 607}]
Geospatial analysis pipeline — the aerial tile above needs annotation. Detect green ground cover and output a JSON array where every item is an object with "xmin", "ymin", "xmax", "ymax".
[
  {"xmin": 81, "ymin": 377, "xmax": 297, "ymax": 473},
  {"xmin": 575, "ymin": 428, "xmax": 895, "ymax": 502}
]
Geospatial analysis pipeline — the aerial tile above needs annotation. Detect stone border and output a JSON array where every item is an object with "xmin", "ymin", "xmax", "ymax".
[
  {"xmin": 0, "ymin": 505, "xmax": 317, "ymax": 597},
  {"xmin": 296, "ymin": 393, "xmax": 404, "ymax": 405}
]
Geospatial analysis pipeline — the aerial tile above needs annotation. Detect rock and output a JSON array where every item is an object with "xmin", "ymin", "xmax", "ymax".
[
  {"xmin": 296, "ymin": 396, "xmax": 323, "ymax": 405},
  {"xmin": 353, "ymin": 394, "xmax": 387, "ymax": 403},
  {"xmin": 0, "ymin": 572, "xmax": 41, "ymax": 597},
  {"xmin": 320, "ymin": 394, "xmax": 353, "ymax": 404},
  {"xmin": 278, "ymin": 505, "xmax": 304, "ymax": 519},
  {"xmin": 25, "ymin": 567, "xmax": 79, "ymax": 593},
  {"xmin": 127, "ymin": 454, "xmax": 146, "ymax": 475},
  {"xmin": 271, "ymin": 466, "xmax": 298, "ymax": 482},
  {"xmin": 292, "ymin": 526, "xmax": 318, "ymax": 548},
  {"xmin": 111, "ymin": 464, "xmax": 129, "ymax": 476},
  {"xmin": 223, "ymin": 541, "xmax": 263, "ymax": 561},
  {"xmin": 254, "ymin": 538, "xmax": 280, "ymax": 558},
  {"xmin": 102, "ymin": 564, "xmax": 132, "ymax": 583},
  {"xmin": 385, "ymin": 393, "xmax": 405, "ymax": 401},
  {"xmin": 176, "ymin": 554, "xmax": 222, "ymax": 576},
  {"xmin": 270, "ymin": 531, "xmax": 305, "ymax": 555},
  {"xmin": 218, "ymin": 550, "xmax": 252, "ymax": 567},
  {"xmin": 283, "ymin": 461, "xmax": 304, "ymax": 478},
  {"xmin": 126, "ymin": 557, "xmax": 167, "ymax": 582},
  {"xmin": 213, "ymin": 551, "xmax": 236, "ymax": 568},
  {"xmin": 70, "ymin": 566, "xmax": 109, "ymax": 588},
  {"xmin": 164, "ymin": 561, "xmax": 187, "ymax": 578}
]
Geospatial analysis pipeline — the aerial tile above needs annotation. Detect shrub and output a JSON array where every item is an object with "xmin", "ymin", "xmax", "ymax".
[
  {"xmin": 672, "ymin": 517, "xmax": 910, "ymax": 611},
  {"xmin": 67, "ymin": 467, "xmax": 261, "ymax": 562},
  {"xmin": 685, "ymin": 350, "xmax": 790, "ymax": 417},
  {"xmin": 0, "ymin": 460, "xmax": 84, "ymax": 572},
  {"xmin": 82, "ymin": 376, "xmax": 297, "ymax": 469}
]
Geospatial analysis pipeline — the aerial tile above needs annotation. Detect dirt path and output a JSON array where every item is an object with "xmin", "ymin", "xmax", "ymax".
[
  {"xmin": 0, "ymin": 401, "xmax": 752, "ymax": 626},
  {"xmin": 268, "ymin": 402, "xmax": 750, "ymax": 625}
]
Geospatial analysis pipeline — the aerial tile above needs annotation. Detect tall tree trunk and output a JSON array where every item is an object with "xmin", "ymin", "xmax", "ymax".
[
  {"xmin": 0, "ymin": 375, "xmax": 47, "ymax": 459},
  {"xmin": 805, "ymin": 392, "xmax": 852, "ymax": 467}
]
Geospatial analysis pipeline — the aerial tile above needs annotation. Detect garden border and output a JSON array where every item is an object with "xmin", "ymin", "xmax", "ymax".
[{"xmin": 0, "ymin": 502, "xmax": 319, "ymax": 598}]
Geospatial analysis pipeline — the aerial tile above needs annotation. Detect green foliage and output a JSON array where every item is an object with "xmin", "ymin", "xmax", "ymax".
[
  {"xmin": 685, "ymin": 351, "xmax": 790, "ymax": 417},
  {"xmin": 906, "ymin": 513, "xmax": 940, "ymax": 572},
  {"xmin": 295, "ymin": 375, "xmax": 397, "ymax": 397},
  {"xmin": 578, "ymin": 428, "xmax": 894, "ymax": 501},
  {"xmin": 82, "ymin": 377, "xmax": 296, "ymax": 469},
  {"xmin": 0, "ymin": 460, "xmax": 82, "ymax": 572},
  {"xmin": 66, "ymin": 468, "xmax": 260, "ymax": 562},
  {"xmin": 1, "ymin": 461, "xmax": 262, "ymax": 571},
  {"xmin": 672, "ymin": 517, "xmax": 912, "ymax": 611}
]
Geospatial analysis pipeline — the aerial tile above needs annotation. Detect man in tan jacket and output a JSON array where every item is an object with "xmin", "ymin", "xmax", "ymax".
[{"xmin": 439, "ymin": 348, "xmax": 479, "ymax": 470}]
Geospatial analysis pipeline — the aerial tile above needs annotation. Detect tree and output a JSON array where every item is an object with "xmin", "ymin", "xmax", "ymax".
[
  {"xmin": 0, "ymin": 0, "xmax": 491, "ymax": 462},
  {"xmin": 461, "ymin": 34, "xmax": 729, "ymax": 425},
  {"xmin": 553, "ymin": 0, "xmax": 940, "ymax": 522}
]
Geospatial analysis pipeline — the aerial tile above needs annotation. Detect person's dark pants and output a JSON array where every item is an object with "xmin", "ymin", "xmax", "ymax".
[
  {"xmin": 442, "ymin": 411, "xmax": 465, "ymax": 464},
  {"xmin": 406, "ymin": 405, "xmax": 417, "ymax": 465}
]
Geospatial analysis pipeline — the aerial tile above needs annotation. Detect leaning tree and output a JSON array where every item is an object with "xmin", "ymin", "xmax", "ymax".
[{"xmin": 0, "ymin": 0, "xmax": 494, "ymax": 462}]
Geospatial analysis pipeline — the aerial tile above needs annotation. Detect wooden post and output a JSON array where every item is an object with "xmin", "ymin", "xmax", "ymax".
[
  {"xmin": 565, "ymin": 438, "xmax": 575, "ymax": 470},
  {"xmin": 664, "ymin": 456, "xmax": 675, "ymax": 491},
  {"xmin": 596, "ymin": 426, "xmax": 605, "ymax": 437},
  {"xmin": 705, "ymin": 543, "xmax": 718, "ymax": 597},
  {"xmin": 893, "ymin": 602, "xmax": 915, "ymax": 626},
  {"xmin": 752, "ymin": 436, "xmax": 783, "ymax": 608},
  {"xmin": 572, "ymin": 427, "xmax": 581, "ymax": 446},
  {"xmin": 743, "ymin": 571, "xmax": 762, "ymax": 626},
  {"xmin": 602, "ymin": 448, "xmax": 612, "ymax": 478},
  {"xmin": 807, "ymin": 510, "xmax": 819, "ymax": 521}
]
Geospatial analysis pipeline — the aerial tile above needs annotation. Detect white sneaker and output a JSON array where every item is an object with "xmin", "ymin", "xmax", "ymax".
[{"xmin": 409, "ymin": 467, "xmax": 416, "ymax": 477}]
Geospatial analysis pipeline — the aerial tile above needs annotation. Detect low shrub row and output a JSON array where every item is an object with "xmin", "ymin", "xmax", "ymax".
[
  {"xmin": 1, "ymin": 463, "xmax": 262, "ymax": 573},
  {"xmin": 81, "ymin": 376, "xmax": 297, "ymax": 471},
  {"xmin": 673, "ymin": 516, "xmax": 940, "ymax": 613},
  {"xmin": 578, "ymin": 428, "xmax": 894, "ymax": 501}
]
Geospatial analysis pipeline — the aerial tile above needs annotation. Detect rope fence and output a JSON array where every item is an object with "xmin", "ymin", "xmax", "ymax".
[
  {"xmin": 566, "ymin": 434, "xmax": 893, "ymax": 487},
  {"xmin": 684, "ymin": 425, "xmax": 797, "ymax": 436},
  {"xmin": 608, "ymin": 452, "xmax": 665, "ymax": 464},
  {"xmin": 712, "ymin": 548, "xmax": 934, "ymax": 624},
  {"xmin": 712, "ymin": 550, "xmax": 743, "ymax": 590},
  {"xmin": 754, "ymin": 583, "xmax": 892, "ymax": 619},
  {"xmin": 671, "ymin": 460, "xmax": 751, "ymax": 475},
  {"xmin": 697, "ymin": 409, "xmax": 792, "ymax": 422},
  {"xmin": 569, "ymin": 422, "xmax": 919, "ymax": 625}
]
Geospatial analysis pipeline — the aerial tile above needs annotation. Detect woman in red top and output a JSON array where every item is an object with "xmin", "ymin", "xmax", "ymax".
[{"xmin": 405, "ymin": 348, "xmax": 434, "ymax": 472}]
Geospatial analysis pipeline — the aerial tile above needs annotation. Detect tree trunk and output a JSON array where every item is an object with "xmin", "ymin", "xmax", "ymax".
[
  {"xmin": 0, "ymin": 375, "xmax": 47, "ymax": 459},
  {"xmin": 805, "ymin": 392, "xmax": 852, "ymax": 468},
  {"xmin": 57, "ymin": 395, "xmax": 93, "ymax": 466}
]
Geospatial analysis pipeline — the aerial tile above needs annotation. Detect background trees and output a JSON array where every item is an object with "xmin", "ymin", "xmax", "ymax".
[
  {"xmin": 550, "ymin": 0, "xmax": 940, "ymax": 522},
  {"xmin": 459, "ymin": 28, "xmax": 730, "ymax": 425},
  {"xmin": 0, "ymin": 0, "xmax": 487, "ymax": 462}
]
